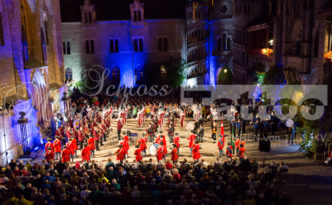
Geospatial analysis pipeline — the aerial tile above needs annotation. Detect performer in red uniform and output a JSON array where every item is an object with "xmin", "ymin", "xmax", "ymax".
[
  {"xmin": 187, "ymin": 132, "xmax": 196, "ymax": 157},
  {"xmin": 45, "ymin": 147, "xmax": 54, "ymax": 162},
  {"xmin": 71, "ymin": 137, "xmax": 78, "ymax": 157},
  {"xmin": 161, "ymin": 135, "xmax": 167, "ymax": 159},
  {"xmin": 45, "ymin": 138, "xmax": 53, "ymax": 152},
  {"xmin": 192, "ymin": 141, "xmax": 201, "ymax": 162},
  {"xmin": 173, "ymin": 133, "xmax": 180, "ymax": 155},
  {"xmin": 134, "ymin": 146, "xmax": 142, "ymax": 162},
  {"xmin": 81, "ymin": 144, "xmax": 91, "ymax": 162},
  {"xmin": 226, "ymin": 142, "xmax": 233, "ymax": 160},
  {"xmin": 217, "ymin": 134, "xmax": 225, "ymax": 157},
  {"xmin": 93, "ymin": 127, "xmax": 100, "ymax": 151},
  {"xmin": 65, "ymin": 127, "xmax": 72, "ymax": 142},
  {"xmin": 117, "ymin": 116, "xmax": 123, "ymax": 141},
  {"xmin": 238, "ymin": 144, "xmax": 246, "ymax": 161},
  {"xmin": 123, "ymin": 133, "xmax": 129, "ymax": 158},
  {"xmin": 171, "ymin": 144, "xmax": 179, "ymax": 164},
  {"xmin": 66, "ymin": 138, "xmax": 75, "ymax": 162},
  {"xmin": 53, "ymin": 136, "xmax": 62, "ymax": 160},
  {"xmin": 138, "ymin": 135, "xmax": 147, "ymax": 156},
  {"xmin": 114, "ymin": 145, "xmax": 125, "ymax": 164},
  {"xmin": 180, "ymin": 109, "xmax": 185, "ymax": 128},
  {"xmin": 78, "ymin": 127, "xmax": 85, "ymax": 150},
  {"xmin": 235, "ymin": 138, "xmax": 241, "ymax": 156},
  {"xmin": 61, "ymin": 146, "xmax": 70, "ymax": 163},
  {"xmin": 157, "ymin": 142, "xmax": 164, "ymax": 162},
  {"xmin": 87, "ymin": 136, "xmax": 95, "ymax": 158}
]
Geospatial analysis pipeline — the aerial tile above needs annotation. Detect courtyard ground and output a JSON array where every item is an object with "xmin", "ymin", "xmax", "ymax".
[{"xmin": 31, "ymin": 117, "xmax": 332, "ymax": 204}]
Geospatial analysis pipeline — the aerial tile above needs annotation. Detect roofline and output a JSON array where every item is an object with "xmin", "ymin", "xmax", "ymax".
[{"xmin": 62, "ymin": 18, "xmax": 185, "ymax": 24}]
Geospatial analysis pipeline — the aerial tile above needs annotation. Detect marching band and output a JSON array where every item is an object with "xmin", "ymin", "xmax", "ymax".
[{"xmin": 45, "ymin": 101, "xmax": 255, "ymax": 164}]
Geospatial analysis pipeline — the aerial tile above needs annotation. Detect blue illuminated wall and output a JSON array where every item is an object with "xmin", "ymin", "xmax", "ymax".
[{"xmin": 62, "ymin": 19, "xmax": 186, "ymax": 87}]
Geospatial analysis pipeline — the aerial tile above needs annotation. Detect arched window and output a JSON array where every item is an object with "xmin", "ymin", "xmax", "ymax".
[
  {"xmin": 65, "ymin": 67, "xmax": 72, "ymax": 82},
  {"xmin": 135, "ymin": 65, "xmax": 144, "ymax": 83},
  {"xmin": 112, "ymin": 67, "xmax": 120, "ymax": 84}
]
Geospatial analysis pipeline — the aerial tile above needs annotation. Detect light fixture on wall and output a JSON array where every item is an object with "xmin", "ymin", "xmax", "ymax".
[{"xmin": 17, "ymin": 111, "xmax": 30, "ymax": 157}]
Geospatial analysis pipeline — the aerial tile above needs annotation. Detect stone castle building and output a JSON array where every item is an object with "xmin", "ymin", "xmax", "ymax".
[
  {"xmin": 274, "ymin": 0, "xmax": 332, "ymax": 84},
  {"xmin": 0, "ymin": 0, "xmax": 64, "ymax": 164},
  {"xmin": 61, "ymin": 0, "xmax": 234, "ymax": 87}
]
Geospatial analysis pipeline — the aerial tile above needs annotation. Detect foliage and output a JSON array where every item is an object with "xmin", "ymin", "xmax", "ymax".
[
  {"xmin": 248, "ymin": 63, "xmax": 265, "ymax": 83},
  {"xmin": 164, "ymin": 58, "xmax": 188, "ymax": 87},
  {"xmin": 263, "ymin": 65, "xmax": 286, "ymax": 84},
  {"xmin": 145, "ymin": 57, "xmax": 188, "ymax": 87}
]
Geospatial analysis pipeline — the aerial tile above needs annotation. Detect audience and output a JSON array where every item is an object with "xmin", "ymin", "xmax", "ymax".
[{"xmin": 0, "ymin": 158, "xmax": 291, "ymax": 205}]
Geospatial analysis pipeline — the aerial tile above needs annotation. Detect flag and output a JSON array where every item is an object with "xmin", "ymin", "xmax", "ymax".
[{"xmin": 220, "ymin": 114, "xmax": 224, "ymax": 137}]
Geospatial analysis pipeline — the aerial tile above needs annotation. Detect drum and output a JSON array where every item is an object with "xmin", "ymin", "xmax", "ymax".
[
  {"xmin": 149, "ymin": 144, "xmax": 158, "ymax": 155},
  {"xmin": 285, "ymin": 119, "xmax": 294, "ymax": 128}
]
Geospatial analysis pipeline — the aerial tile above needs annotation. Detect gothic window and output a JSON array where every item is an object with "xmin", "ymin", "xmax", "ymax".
[
  {"xmin": 85, "ymin": 40, "xmax": 94, "ymax": 54},
  {"xmin": 135, "ymin": 66, "xmax": 144, "ymax": 83},
  {"xmin": 112, "ymin": 67, "xmax": 120, "ymax": 84},
  {"xmin": 195, "ymin": 9, "xmax": 201, "ymax": 19},
  {"xmin": 134, "ymin": 10, "xmax": 141, "ymax": 22},
  {"xmin": 63, "ymin": 41, "xmax": 71, "ymax": 55},
  {"xmin": 221, "ymin": 5, "xmax": 227, "ymax": 14},
  {"xmin": 327, "ymin": 21, "xmax": 332, "ymax": 52},
  {"xmin": 41, "ymin": 28, "xmax": 47, "ymax": 64},
  {"xmin": 110, "ymin": 39, "xmax": 119, "ymax": 53},
  {"xmin": 65, "ymin": 67, "xmax": 72, "ymax": 82},
  {"xmin": 134, "ymin": 38, "xmax": 143, "ymax": 52},
  {"xmin": 0, "ymin": 12, "xmax": 3, "ymax": 46},
  {"xmin": 158, "ymin": 38, "xmax": 168, "ymax": 52},
  {"xmin": 85, "ymin": 12, "xmax": 92, "ymax": 23}
]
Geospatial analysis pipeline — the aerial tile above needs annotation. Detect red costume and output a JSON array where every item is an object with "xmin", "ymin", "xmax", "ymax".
[
  {"xmin": 123, "ymin": 136, "xmax": 129, "ymax": 154},
  {"xmin": 61, "ymin": 148, "xmax": 70, "ymax": 163},
  {"xmin": 45, "ymin": 149, "xmax": 54, "ymax": 162},
  {"xmin": 93, "ymin": 129, "xmax": 100, "ymax": 141},
  {"xmin": 115, "ymin": 147, "xmax": 125, "ymax": 162},
  {"xmin": 171, "ymin": 148, "xmax": 178, "ymax": 162},
  {"xmin": 174, "ymin": 136, "xmax": 180, "ymax": 148},
  {"xmin": 65, "ymin": 130, "xmax": 72, "ymax": 140},
  {"xmin": 161, "ymin": 136, "xmax": 167, "ymax": 154},
  {"xmin": 81, "ymin": 146, "xmax": 91, "ymax": 162},
  {"xmin": 78, "ymin": 130, "xmax": 85, "ymax": 142},
  {"xmin": 155, "ymin": 135, "xmax": 161, "ymax": 145},
  {"xmin": 188, "ymin": 134, "xmax": 195, "ymax": 148},
  {"xmin": 239, "ymin": 147, "xmax": 245, "ymax": 159},
  {"xmin": 139, "ymin": 138, "xmax": 147, "ymax": 152},
  {"xmin": 218, "ymin": 135, "xmax": 225, "ymax": 150},
  {"xmin": 72, "ymin": 138, "xmax": 78, "ymax": 151},
  {"xmin": 157, "ymin": 146, "xmax": 164, "ymax": 161},
  {"xmin": 44, "ymin": 142, "xmax": 53, "ymax": 152},
  {"xmin": 66, "ymin": 141, "xmax": 74, "ymax": 156},
  {"xmin": 134, "ymin": 148, "xmax": 142, "ymax": 162},
  {"xmin": 180, "ymin": 112, "xmax": 185, "ymax": 128},
  {"xmin": 117, "ymin": 119, "xmax": 123, "ymax": 131},
  {"xmin": 53, "ymin": 139, "xmax": 61, "ymax": 153},
  {"xmin": 192, "ymin": 144, "xmax": 201, "ymax": 160},
  {"xmin": 235, "ymin": 139, "xmax": 241, "ymax": 151},
  {"xmin": 87, "ymin": 138, "xmax": 95, "ymax": 150},
  {"xmin": 226, "ymin": 145, "xmax": 233, "ymax": 158}
]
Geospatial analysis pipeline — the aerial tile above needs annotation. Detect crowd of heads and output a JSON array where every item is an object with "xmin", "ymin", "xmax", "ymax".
[{"xmin": 0, "ymin": 157, "xmax": 290, "ymax": 205}]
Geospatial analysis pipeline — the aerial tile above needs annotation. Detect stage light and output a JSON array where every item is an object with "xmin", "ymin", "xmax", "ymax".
[{"xmin": 33, "ymin": 146, "xmax": 40, "ymax": 152}]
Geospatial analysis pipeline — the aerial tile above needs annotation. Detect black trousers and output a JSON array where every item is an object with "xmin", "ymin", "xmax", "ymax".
[{"xmin": 117, "ymin": 129, "xmax": 121, "ymax": 140}]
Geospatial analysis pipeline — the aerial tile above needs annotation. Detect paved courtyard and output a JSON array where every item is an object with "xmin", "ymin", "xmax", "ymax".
[{"xmin": 32, "ymin": 117, "xmax": 332, "ymax": 204}]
